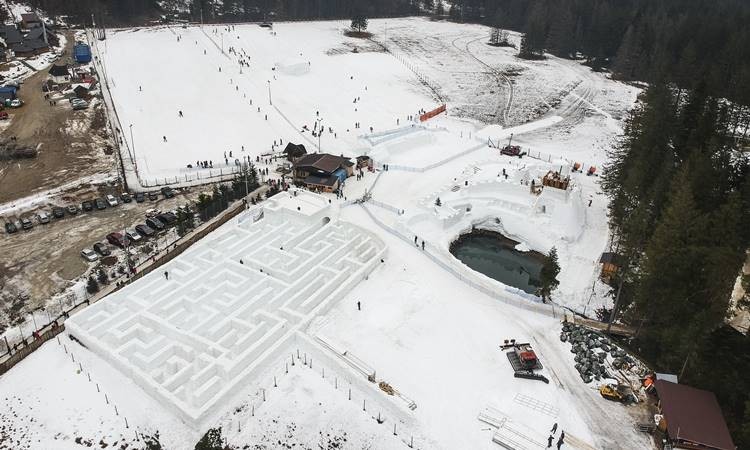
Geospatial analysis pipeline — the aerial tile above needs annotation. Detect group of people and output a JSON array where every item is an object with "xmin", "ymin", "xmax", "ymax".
[{"xmin": 547, "ymin": 423, "xmax": 565, "ymax": 449}]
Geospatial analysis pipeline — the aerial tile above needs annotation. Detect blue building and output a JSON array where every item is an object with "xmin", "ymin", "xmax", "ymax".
[{"xmin": 74, "ymin": 43, "xmax": 92, "ymax": 64}]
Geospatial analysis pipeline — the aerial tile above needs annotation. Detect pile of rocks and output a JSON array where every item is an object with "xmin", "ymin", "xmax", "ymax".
[{"xmin": 560, "ymin": 322, "xmax": 634, "ymax": 384}]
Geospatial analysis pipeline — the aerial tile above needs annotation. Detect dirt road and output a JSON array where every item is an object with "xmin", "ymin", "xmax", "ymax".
[{"xmin": 0, "ymin": 31, "xmax": 116, "ymax": 204}]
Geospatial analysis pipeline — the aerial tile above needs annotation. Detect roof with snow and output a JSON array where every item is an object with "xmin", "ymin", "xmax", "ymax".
[{"xmin": 655, "ymin": 380, "xmax": 735, "ymax": 450}]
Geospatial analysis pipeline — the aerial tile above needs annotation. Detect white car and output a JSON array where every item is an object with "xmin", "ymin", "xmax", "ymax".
[
  {"xmin": 106, "ymin": 194, "xmax": 118, "ymax": 207},
  {"xmin": 10, "ymin": 99, "xmax": 22, "ymax": 107},
  {"xmin": 80, "ymin": 248, "xmax": 99, "ymax": 262},
  {"xmin": 125, "ymin": 228, "xmax": 142, "ymax": 242}
]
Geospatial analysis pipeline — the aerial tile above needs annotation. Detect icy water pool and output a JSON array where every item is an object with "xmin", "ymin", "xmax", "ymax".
[{"xmin": 449, "ymin": 230, "xmax": 545, "ymax": 295}]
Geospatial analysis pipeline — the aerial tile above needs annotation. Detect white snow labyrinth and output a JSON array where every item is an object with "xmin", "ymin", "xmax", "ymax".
[{"xmin": 66, "ymin": 191, "xmax": 386, "ymax": 426}]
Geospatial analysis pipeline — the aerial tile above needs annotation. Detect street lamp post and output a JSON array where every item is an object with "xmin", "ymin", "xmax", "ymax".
[
  {"xmin": 129, "ymin": 124, "xmax": 136, "ymax": 168},
  {"xmin": 316, "ymin": 118, "xmax": 323, "ymax": 152},
  {"xmin": 42, "ymin": 307, "xmax": 52, "ymax": 324}
]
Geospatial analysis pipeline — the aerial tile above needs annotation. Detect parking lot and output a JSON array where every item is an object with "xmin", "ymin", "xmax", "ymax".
[{"xmin": 0, "ymin": 184, "xmax": 199, "ymax": 333}]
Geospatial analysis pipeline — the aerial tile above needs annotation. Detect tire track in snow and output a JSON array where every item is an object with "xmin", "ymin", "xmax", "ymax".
[{"xmin": 451, "ymin": 35, "xmax": 515, "ymax": 125}]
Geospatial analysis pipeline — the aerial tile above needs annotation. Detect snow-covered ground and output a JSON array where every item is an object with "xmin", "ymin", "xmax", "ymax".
[{"xmin": 1, "ymin": 17, "xmax": 646, "ymax": 450}]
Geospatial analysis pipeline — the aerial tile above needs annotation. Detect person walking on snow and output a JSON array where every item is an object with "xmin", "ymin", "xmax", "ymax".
[
  {"xmin": 163, "ymin": 136, "xmax": 167, "ymax": 142},
  {"xmin": 421, "ymin": 240, "xmax": 425, "ymax": 250},
  {"xmin": 551, "ymin": 423, "xmax": 558, "ymax": 434},
  {"xmin": 547, "ymin": 435, "xmax": 554, "ymax": 448},
  {"xmin": 357, "ymin": 301, "xmax": 361, "ymax": 311},
  {"xmin": 164, "ymin": 271, "xmax": 169, "ymax": 280}
]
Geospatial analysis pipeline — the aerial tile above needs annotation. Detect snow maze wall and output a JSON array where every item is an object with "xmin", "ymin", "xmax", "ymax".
[{"xmin": 66, "ymin": 200, "xmax": 386, "ymax": 427}]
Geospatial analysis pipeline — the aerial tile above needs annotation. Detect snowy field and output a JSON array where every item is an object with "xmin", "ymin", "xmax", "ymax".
[
  {"xmin": 94, "ymin": 17, "xmax": 636, "ymax": 187},
  {"xmin": 0, "ymin": 17, "xmax": 647, "ymax": 450}
]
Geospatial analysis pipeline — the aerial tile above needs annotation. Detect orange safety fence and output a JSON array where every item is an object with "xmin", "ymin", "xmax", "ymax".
[{"xmin": 419, "ymin": 104, "xmax": 446, "ymax": 122}]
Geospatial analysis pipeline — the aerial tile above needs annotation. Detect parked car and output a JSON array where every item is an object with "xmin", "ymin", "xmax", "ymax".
[
  {"xmin": 0, "ymin": 111, "xmax": 8, "ymax": 120},
  {"xmin": 160, "ymin": 186, "xmax": 175, "ymax": 198},
  {"xmin": 106, "ymin": 232, "xmax": 129, "ymax": 248},
  {"xmin": 80, "ymin": 248, "xmax": 99, "ymax": 262},
  {"xmin": 120, "ymin": 192, "xmax": 132, "ymax": 203},
  {"xmin": 148, "ymin": 191, "xmax": 159, "ymax": 201},
  {"xmin": 135, "ymin": 224, "xmax": 155, "ymax": 237},
  {"xmin": 10, "ymin": 99, "xmax": 22, "ymax": 108},
  {"xmin": 20, "ymin": 217, "xmax": 33, "ymax": 230},
  {"xmin": 106, "ymin": 194, "xmax": 118, "ymax": 207},
  {"xmin": 157, "ymin": 212, "xmax": 178, "ymax": 226},
  {"xmin": 52, "ymin": 206, "xmax": 65, "ymax": 218},
  {"xmin": 145, "ymin": 208, "xmax": 160, "ymax": 218},
  {"xmin": 93, "ymin": 242, "xmax": 111, "ymax": 256},
  {"xmin": 71, "ymin": 99, "xmax": 88, "ymax": 110},
  {"xmin": 66, "ymin": 205, "xmax": 79, "ymax": 215},
  {"xmin": 37, "ymin": 212, "xmax": 50, "ymax": 224},
  {"xmin": 4, "ymin": 221, "xmax": 17, "ymax": 234},
  {"xmin": 95, "ymin": 198, "xmax": 107, "ymax": 210},
  {"xmin": 81, "ymin": 200, "xmax": 94, "ymax": 212},
  {"xmin": 135, "ymin": 192, "xmax": 145, "ymax": 203},
  {"xmin": 146, "ymin": 217, "xmax": 165, "ymax": 231},
  {"xmin": 125, "ymin": 228, "xmax": 142, "ymax": 243}
]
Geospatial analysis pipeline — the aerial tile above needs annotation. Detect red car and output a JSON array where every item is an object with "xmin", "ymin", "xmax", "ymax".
[
  {"xmin": 106, "ymin": 231, "xmax": 130, "ymax": 248},
  {"xmin": 0, "ymin": 111, "xmax": 9, "ymax": 120}
]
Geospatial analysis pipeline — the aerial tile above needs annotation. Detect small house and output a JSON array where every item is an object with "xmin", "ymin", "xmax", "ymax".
[
  {"xmin": 283, "ymin": 142, "xmax": 307, "ymax": 162},
  {"xmin": 599, "ymin": 252, "xmax": 620, "ymax": 283},
  {"xmin": 654, "ymin": 380, "xmax": 735, "ymax": 450},
  {"xmin": 21, "ymin": 13, "xmax": 42, "ymax": 29},
  {"xmin": 292, "ymin": 153, "xmax": 354, "ymax": 193},
  {"xmin": 48, "ymin": 64, "xmax": 70, "ymax": 84},
  {"xmin": 356, "ymin": 155, "xmax": 373, "ymax": 169},
  {"xmin": 12, "ymin": 38, "xmax": 48, "ymax": 57}
]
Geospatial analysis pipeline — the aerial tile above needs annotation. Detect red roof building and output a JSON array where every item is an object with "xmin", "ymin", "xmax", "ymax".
[{"xmin": 655, "ymin": 380, "xmax": 735, "ymax": 450}]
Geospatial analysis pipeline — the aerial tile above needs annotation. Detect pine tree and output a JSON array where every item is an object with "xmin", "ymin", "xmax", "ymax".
[
  {"xmin": 86, "ymin": 276, "xmax": 99, "ymax": 294},
  {"xmin": 538, "ymin": 247, "xmax": 560, "ymax": 302},
  {"xmin": 518, "ymin": 5, "xmax": 546, "ymax": 60},
  {"xmin": 97, "ymin": 268, "xmax": 109, "ymax": 286},
  {"xmin": 350, "ymin": 10, "xmax": 368, "ymax": 33}
]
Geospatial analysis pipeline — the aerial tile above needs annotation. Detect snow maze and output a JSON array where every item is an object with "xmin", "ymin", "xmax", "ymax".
[{"xmin": 66, "ymin": 192, "xmax": 386, "ymax": 426}]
